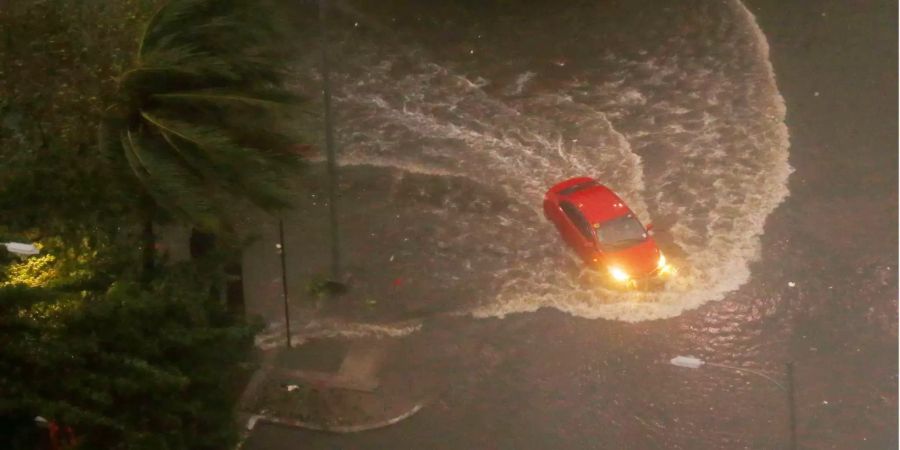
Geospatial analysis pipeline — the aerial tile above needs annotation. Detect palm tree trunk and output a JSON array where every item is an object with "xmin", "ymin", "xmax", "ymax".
[
  {"xmin": 140, "ymin": 203, "xmax": 156, "ymax": 284},
  {"xmin": 224, "ymin": 260, "xmax": 245, "ymax": 317},
  {"xmin": 189, "ymin": 229, "xmax": 218, "ymax": 301},
  {"xmin": 189, "ymin": 229, "xmax": 245, "ymax": 315},
  {"xmin": 188, "ymin": 229, "xmax": 216, "ymax": 259}
]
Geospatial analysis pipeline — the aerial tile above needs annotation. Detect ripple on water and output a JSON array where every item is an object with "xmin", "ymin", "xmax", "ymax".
[{"xmin": 305, "ymin": 0, "xmax": 790, "ymax": 322}]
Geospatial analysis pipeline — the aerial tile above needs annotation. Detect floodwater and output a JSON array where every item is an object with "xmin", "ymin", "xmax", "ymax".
[
  {"xmin": 320, "ymin": 0, "xmax": 791, "ymax": 322},
  {"xmin": 244, "ymin": 0, "xmax": 897, "ymax": 448}
]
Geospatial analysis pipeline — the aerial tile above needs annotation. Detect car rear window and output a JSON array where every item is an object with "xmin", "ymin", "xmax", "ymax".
[{"xmin": 559, "ymin": 180, "xmax": 597, "ymax": 196}]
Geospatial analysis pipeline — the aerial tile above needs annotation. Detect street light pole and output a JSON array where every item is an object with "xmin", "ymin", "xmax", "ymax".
[
  {"xmin": 319, "ymin": 0, "xmax": 341, "ymax": 281},
  {"xmin": 786, "ymin": 361, "xmax": 797, "ymax": 450},
  {"xmin": 669, "ymin": 356, "xmax": 797, "ymax": 450},
  {"xmin": 278, "ymin": 220, "xmax": 292, "ymax": 348}
]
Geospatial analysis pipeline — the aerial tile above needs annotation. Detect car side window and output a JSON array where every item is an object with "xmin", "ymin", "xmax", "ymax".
[{"xmin": 559, "ymin": 201, "xmax": 594, "ymax": 242}]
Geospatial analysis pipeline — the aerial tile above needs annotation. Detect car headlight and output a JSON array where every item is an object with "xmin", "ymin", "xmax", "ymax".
[
  {"xmin": 657, "ymin": 252, "xmax": 676, "ymax": 275},
  {"xmin": 608, "ymin": 266, "xmax": 630, "ymax": 282}
]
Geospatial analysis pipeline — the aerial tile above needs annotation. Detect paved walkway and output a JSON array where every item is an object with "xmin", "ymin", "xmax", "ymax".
[{"xmin": 237, "ymin": 329, "xmax": 430, "ymax": 446}]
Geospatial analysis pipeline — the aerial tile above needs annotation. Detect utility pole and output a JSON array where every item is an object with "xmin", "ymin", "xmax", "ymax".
[
  {"xmin": 278, "ymin": 220, "xmax": 292, "ymax": 348},
  {"xmin": 319, "ymin": 0, "xmax": 341, "ymax": 280},
  {"xmin": 786, "ymin": 362, "xmax": 797, "ymax": 450},
  {"xmin": 670, "ymin": 356, "xmax": 798, "ymax": 449}
]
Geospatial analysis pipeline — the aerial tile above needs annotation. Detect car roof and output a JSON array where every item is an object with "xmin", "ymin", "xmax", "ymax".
[{"xmin": 564, "ymin": 185, "xmax": 632, "ymax": 224}]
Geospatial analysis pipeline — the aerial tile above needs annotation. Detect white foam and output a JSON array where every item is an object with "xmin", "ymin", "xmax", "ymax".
[
  {"xmin": 254, "ymin": 320, "xmax": 423, "ymax": 349},
  {"xmin": 315, "ymin": 0, "xmax": 791, "ymax": 323},
  {"xmin": 506, "ymin": 71, "xmax": 536, "ymax": 96},
  {"xmin": 472, "ymin": 0, "xmax": 791, "ymax": 321},
  {"xmin": 333, "ymin": 63, "xmax": 647, "ymax": 211}
]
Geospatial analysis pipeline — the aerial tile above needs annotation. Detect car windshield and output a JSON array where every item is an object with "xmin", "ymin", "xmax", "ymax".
[
  {"xmin": 559, "ymin": 180, "xmax": 597, "ymax": 196},
  {"xmin": 594, "ymin": 215, "xmax": 646, "ymax": 251}
]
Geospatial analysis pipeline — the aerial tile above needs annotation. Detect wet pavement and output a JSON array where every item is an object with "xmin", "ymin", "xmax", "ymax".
[{"xmin": 243, "ymin": 0, "xmax": 896, "ymax": 448}]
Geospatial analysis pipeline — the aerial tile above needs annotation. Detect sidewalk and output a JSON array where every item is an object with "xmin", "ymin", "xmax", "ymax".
[
  {"xmin": 236, "ymin": 325, "xmax": 431, "ymax": 444},
  {"xmin": 229, "ymin": 166, "xmax": 474, "ymax": 442}
]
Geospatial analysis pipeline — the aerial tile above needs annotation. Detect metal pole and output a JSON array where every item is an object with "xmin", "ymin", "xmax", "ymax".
[
  {"xmin": 319, "ymin": 0, "xmax": 341, "ymax": 280},
  {"xmin": 703, "ymin": 361, "xmax": 786, "ymax": 391},
  {"xmin": 278, "ymin": 219, "xmax": 292, "ymax": 348},
  {"xmin": 670, "ymin": 356, "xmax": 797, "ymax": 449},
  {"xmin": 786, "ymin": 362, "xmax": 797, "ymax": 450}
]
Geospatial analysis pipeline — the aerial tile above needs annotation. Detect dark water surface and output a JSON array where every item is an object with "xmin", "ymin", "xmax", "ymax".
[
  {"xmin": 315, "ymin": 0, "xmax": 792, "ymax": 322},
  {"xmin": 244, "ymin": 0, "xmax": 896, "ymax": 448}
]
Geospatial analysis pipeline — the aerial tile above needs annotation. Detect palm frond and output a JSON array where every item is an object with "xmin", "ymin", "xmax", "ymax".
[
  {"xmin": 157, "ymin": 130, "xmax": 253, "ymax": 202},
  {"xmin": 136, "ymin": 45, "xmax": 241, "ymax": 81},
  {"xmin": 150, "ymin": 15, "xmax": 239, "ymax": 53},
  {"xmin": 98, "ymin": 119, "xmax": 122, "ymax": 163},
  {"xmin": 142, "ymin": 1, "xmax": 283, "ymax": 58},
  {"xmin": 134, "ymin": 150, "xmax": 217, "ymax": 228},
  {"xmin": 125, "ymin": 130, "xmax": 223, "ymax": 230},
  {"xmin": 222, "ymin": 121, "xmax": 306, "ymax": 165},
  {"xmin": 143, "ymin": 113, "xmax": 295, "ymax": 212},
  {"xmin": 121, "ymin": 131, "xmax": 210, "ymax": 229},
  {"xmin": 137, "ymin": 2, "xmax": 169, "ymax": 57},
  {"xmin": 121, "ymin": 130, "xmax": 182, "ymax": 218},
  {"xmin": 241, "ymin": 169, "xmax": 295, "ymax": 210},
  {"xmin": 140, "ymin": 112, "xmax": 267, "ymax": 168},
  {"xmin": 132, "ymin": 3, "xmax": 293, "ymax": 90},
  {"xmin": 121, "ymin": 131, "xmax": 154, "ymax": 186},
  {"xmin": 157, "ymin": 129, "xmax": 216, "ymax": 179},
  {"xmin": 118, "ymin": 66, "xmax": 236, "ymax": 96},
  {"xmin": 109, "ymin": 0, "xmax": 308, "ymax": 228},
  {"xmin": 140, "ymin": 0, "xmax": 214, "ymax": 57},
  {"xmin": 152, "ymin": 90, "xmax": 297, "ymax": 110}
]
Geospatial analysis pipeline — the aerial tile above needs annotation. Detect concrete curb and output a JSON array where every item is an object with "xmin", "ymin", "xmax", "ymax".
[
  {"xmin": 234, "ymin": 349, "xmax": 279, "ymax": 450},
  {"xmin": 254, "ymin": 318, "xmax": 424, "ymax": 351},
  {"xmin": 236, "ymin": 350, "xmax": 278, "ymax": 411},
  {"xmin": 235, "ymin": 401, "xmax": 427, "ymax": 449},
  {"xmin": 245, "ymin": 401, "xmax": 425, "ymax": 434},
  {"xmin": 234, "ymin": 342, "xmax": 430, "ymax": 448}
]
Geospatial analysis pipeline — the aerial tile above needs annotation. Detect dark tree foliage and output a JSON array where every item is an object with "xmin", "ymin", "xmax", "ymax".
[
  {"xmin": 1, "ymin": 0, "xmax": 307, "ymax": 447},
  {"xmin": 0, "ymin": 1, "xmax": 159, "ymax": 242},
  {"xmin": 2, "ymin": 0, "xmax": 309, "ymax": 270},
  {"xmin": 104, "ymin": 0, "xmax": 307, "ymax": 234},
  {"xmin": 0, "ymin": 264, "xmax": 260, "ymax": 450}
]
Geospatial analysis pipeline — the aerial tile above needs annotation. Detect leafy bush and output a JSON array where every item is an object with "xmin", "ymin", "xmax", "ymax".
[
  {"xmin": 0, "ymin": 265, "xmax": 261, "ymax": 450},
  {"xmin": 0, "ymin": 1, "xmax": 309, "ymax": 447}
]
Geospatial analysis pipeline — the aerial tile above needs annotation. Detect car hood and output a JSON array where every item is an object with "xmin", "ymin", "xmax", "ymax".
[{"xmin": 604, "ymin": 238, "xmax": 660, "ymax": 276}]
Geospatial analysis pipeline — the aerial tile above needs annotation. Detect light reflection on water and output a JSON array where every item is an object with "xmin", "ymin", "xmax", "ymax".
[
  {"xmin": 296, "ymin": 0, "xmax": 792, "ymax": 323},
  {"xmin": 242, "ymin": 0, "xmax": 895, "ymax": 448}
]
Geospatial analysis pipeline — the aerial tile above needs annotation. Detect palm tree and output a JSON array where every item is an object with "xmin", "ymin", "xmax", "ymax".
[{"xmin": 99, "ymin": 0, "xmax": 307, "ymax": 289}]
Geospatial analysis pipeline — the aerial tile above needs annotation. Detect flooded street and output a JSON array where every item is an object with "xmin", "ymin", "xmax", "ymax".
[
  {"xmin": 318, "ymin": 0, "xmax": 791, "ymax": 322},
  {"xmin": 244, "ymin": 0, "xmax": 897, "ymax": 448}
]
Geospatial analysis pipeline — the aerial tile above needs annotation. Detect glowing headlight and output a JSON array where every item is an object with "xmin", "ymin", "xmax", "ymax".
[
  {"xmin": 657, "ymin": 252, "xmax": 676, "ymax": 276},
  {"xmin": 608, "ymin": 266, "xmax": 630, "ymax": 282}
]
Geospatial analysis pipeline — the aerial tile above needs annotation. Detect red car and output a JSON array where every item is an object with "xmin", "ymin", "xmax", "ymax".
[{"xmin": 543, "ymin": 177, "xmax": 673, "ymax": 287}]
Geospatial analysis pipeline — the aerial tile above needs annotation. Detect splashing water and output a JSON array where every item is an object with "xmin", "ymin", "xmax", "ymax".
[{"xmin": 309, "ymin": 0, "xmax": 791, "ymax": 322}]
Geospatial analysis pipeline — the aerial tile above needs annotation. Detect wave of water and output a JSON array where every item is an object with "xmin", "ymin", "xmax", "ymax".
[
  {"xmin": 318, "ymin": 0, "xmax": 791, "ymax": 322},
  {"xmin": 255, "ymin": 319, "xmax": 423, "ymax": 350}
]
